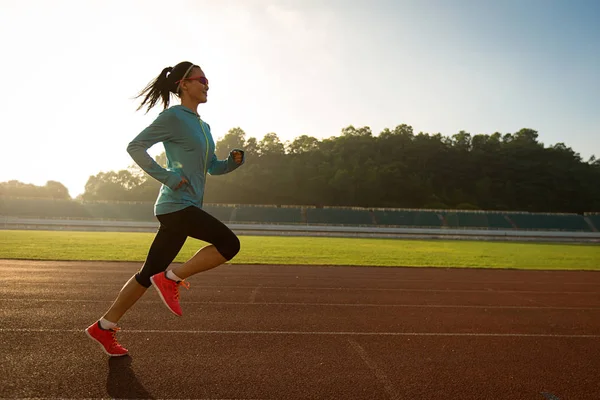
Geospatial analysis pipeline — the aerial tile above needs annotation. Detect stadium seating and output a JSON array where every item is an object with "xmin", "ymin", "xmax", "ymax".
[
  {"xmin": 0, "ymin": 196, "xmax": 596, "ymax": 232},
  {"xmin": 372, "ymin": 210, "xmax": 414, "ymax": 226},
  {"xmin": 373, "ymin": 210, "xmax": 442, "ymax": 227},
  {"xmin": 458, "ymin": 212, "xmax": 487, "ymax": 228},
  {"xmin": 0, "ymin": 197, "xmax": 90, "ymax": 219},
  {"xmin": 233, "ymin": 205, "xmax": 303, "ymax": 224},
  {"xmin": 306, "ymin": 207, "xmax": 373, "ymax": 226},
  {"xmin": 443, "ymin": 212, "xmax": 460, "ymax": 228},
  {"xmin": 586, "ymin": 214, "xmax": 600, "ymax": 231},
  {"xmin": 203, "ymin": 204, "xmax": 236, "ymax": 222},
  {"xmin": 413, "ymin": 211, "xmax": 443, "ymax": 227},
  {"xmin": 82, "ymin": 202, "xmax": 155, "ymax": 221},
  {"xmin": 487, "ymin": 213, "xmax": 515, "ymax": 229},
  {"xmin": 507, "ymin": 213, "xmax": 591, "ymax": 232},
  {"xmin": 441, "ymin": 212, "xmax": 513, "ymax": 229}
]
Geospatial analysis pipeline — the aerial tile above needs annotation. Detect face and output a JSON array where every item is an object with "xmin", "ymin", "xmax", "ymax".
[{"xmin": 180, "ymin": 67, "xmax": 209, "ymax": 104}]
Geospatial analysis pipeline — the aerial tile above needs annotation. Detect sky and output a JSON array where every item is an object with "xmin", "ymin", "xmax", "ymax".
[{"xmin": 1, "ymin": 0, "xmax": 599, "ymax": 198}]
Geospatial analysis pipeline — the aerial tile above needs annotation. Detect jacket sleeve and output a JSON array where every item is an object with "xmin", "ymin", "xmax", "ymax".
[
  {"xmin": 126, "ymin": 110, "xmax": 182, "ymax": 190},
  {"xmin": 207, "ymin": 149, "xmax": 245, "ymax": 176}
]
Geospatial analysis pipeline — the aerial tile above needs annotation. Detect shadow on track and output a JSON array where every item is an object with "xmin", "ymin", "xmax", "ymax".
[{"xmin": 107, "ymin": 355, "xmax": 154, "ymax": 399}]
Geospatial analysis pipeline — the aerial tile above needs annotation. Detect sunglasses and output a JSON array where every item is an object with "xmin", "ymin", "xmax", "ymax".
[{"xmin": 175, "ymin": 76, "xmax": 209, "ymax": 86}]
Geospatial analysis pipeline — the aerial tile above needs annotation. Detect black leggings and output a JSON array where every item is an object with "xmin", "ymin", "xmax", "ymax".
[{"xmin": 135, "ymin": 206, "xmax": 240, "ymax": 288}]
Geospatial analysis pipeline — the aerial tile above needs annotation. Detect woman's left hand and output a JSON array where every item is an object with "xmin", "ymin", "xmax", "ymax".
[{"xmin": 231, "ymin": 150, "xmax": 244, "ymax": 165}]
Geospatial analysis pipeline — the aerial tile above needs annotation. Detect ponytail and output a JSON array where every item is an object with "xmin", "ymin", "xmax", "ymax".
[{"xmin": 135, "ymin": 61, "xmax": 197, "ymax": 113}]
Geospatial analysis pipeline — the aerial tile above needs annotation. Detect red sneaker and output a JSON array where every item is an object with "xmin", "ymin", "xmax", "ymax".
[
  {"xmin": 150, "ymin": 272, "xmax": 190, "ymax": 316},
  {"xmin": 85, "ymin": 321, "xmax": 128, "ymax": 357}
]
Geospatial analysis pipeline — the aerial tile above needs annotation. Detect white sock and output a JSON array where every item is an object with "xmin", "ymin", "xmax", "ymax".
[
  {"xmin": 166, "ymin": 270, "xmax": 182, "ymax": 282},
  {"xmin": 99, "ymin": 318, "xmax": 117, "ymax": 330}
]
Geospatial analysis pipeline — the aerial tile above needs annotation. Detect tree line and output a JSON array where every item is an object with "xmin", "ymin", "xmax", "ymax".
[
  {"xmin": 3, "ymin": 125, "xmax": 599, "ymax": 213},
  {"xmin": 0, "ymin": 180, "xmax": 70, "ymax": 199}
]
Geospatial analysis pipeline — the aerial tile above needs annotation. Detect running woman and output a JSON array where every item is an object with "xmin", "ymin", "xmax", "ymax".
[{"xmin": 85, "ymin": 61, "xmax": 245, "ymax": 356}]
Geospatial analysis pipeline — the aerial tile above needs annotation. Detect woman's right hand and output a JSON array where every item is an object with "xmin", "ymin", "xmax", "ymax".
[{"xmin": 175, "ymin": 177, "xmax": 189, "ymax": 190}]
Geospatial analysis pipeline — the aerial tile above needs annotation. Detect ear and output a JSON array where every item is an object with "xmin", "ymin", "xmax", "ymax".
[{"xmin": 182, "ymin": 81, "xmax": 195, "ymax": 96}]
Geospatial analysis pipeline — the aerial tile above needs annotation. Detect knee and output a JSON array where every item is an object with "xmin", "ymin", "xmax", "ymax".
[
  {"xmin": 218, "ymin": 232, "xmax": 240, "ymax": 261},
  {"xmin": 134, "ymin": 272, "xmax": 152, "ymax": 288}
]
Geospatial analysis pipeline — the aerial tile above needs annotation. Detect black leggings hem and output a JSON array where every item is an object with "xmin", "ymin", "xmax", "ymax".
[{"xmin": 135, "ymin": 206, "xmax": 240, "ymax": 287}]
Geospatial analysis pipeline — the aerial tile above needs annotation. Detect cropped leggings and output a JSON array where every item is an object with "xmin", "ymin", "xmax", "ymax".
[{"xmin": 135, "ymin": 206, "xmax": 240, "ymax": 288}]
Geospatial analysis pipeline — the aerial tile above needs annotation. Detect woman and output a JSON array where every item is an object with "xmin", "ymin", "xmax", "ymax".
[{"xmin": 85, "ymin": 61, "xmax": 245, "ymax": 356}]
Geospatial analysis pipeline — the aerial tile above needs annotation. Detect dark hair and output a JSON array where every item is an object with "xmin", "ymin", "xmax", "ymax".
[{"xmin": 135, "ymin": 61, "xmax": 198, "ymax": 113}]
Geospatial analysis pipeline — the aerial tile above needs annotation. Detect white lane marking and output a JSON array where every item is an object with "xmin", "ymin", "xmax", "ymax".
[
  {"xmin": 348, "ymin": 338, "xmax": 400, "ymax": 400},
  {"xmin": 249, "ymin": 286, "xmax": 260, "ymax": 303},
  {"xmin": 3, "ymin": 282, "xmax": 600, "ymax": 295},
  {"xmin": 3, "ymin": 268, "xmax": 599, "ymax": 286},
  {"xmin": 2, "ymin": 328, "xmax": 600, "ymax": 338},
  {"xmin": 0, "ymin": 398, "xmax": 262, "ymax": 400},
  {"xmin": 1, "ymin": 298, "xmax": 599, "ymax": 310}
]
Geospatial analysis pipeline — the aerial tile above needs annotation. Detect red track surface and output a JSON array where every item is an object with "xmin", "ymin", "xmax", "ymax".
[{"xmin": 1, "ymin": 260, "xmax": 599, "ymax": 399}]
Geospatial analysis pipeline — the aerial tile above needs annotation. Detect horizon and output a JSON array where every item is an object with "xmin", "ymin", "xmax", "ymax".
[{"xmin": 1, "ymin": 0, "xmax": 599, "ymax": 198}]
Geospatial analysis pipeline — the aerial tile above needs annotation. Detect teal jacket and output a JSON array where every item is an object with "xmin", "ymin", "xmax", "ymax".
[{"xmin": 127, "ymin": 105, "xmax": 244, "ymax": 215}]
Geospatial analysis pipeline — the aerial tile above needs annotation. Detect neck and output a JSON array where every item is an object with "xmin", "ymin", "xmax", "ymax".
[{"xmin": 180, "ymin": 98, "xmax": 199, "ymax": 115}]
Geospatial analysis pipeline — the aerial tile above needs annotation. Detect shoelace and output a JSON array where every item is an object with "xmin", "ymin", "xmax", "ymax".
[
  {"xmin": 174, "ymin": 280, "xmax": 191, "ymax": 301},
  {"xmin": 109, "ymin": 327, "xmax": 122, "ymax": 348}
]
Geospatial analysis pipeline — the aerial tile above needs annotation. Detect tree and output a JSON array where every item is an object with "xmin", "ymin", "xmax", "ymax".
[
  {"xmin": 244, "ymin": 137, "xmax": 259, "ymax": 158},
  {"xmin": 82, "ymin": 172, "xmax": 131, "ymax": 201},
  {"xmin": 216, "ymin": 127, "xmax": 246, "ymax": 159},
  {"xmin": 258, "ymin": 133, "xmax": 285, "ymax": 155},
  {"xmin": 288, "ymin": 135, "xmax": 319, "ymax": 155},
  {"xmin": 342, "ymin": 125, "xmax": 372, "ymax": 137},
  {"xmin": 74, "ymin": 124, "xmax": 599, "ymax": 213},
  {"xmin": 513, "ymin": 128, "xmax": 541, "ymax": 145},
  {"xmin": 44, "ymin": 181, "xmax": 70, "ymax": 199},
  {"xmin": 0, "ymin": 180, "xmax": 71, "ymax": 199},
  {"xmin": 451, "ymin": 131, "xmax": 472, "ymax": 152}
]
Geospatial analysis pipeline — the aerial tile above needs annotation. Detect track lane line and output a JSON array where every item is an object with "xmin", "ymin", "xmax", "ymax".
[
  {"xmin": 348, "ymin": 338, "xmax": 400, "ymax": 400},
  {"xmin": 2, "ymin": 298, "xmax": 600, "ymax": 310},
  {"xmin": 4, "ymin": 282, "xmax": 600, "ymax": 295},
  {"xmin": 2, "ymin": 328, "xmax": 600, "ymax": 338}
]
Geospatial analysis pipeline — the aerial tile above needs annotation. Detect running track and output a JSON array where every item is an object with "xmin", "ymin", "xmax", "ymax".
[{"xmin": 1, "ymin": 260, "xmax": 599, "ymax": 399}]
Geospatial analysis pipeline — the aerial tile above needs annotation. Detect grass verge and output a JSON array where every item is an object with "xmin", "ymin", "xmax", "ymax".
[{"xmin": 1, "ymin": 230, "xmax": 599, "ymax": 270}]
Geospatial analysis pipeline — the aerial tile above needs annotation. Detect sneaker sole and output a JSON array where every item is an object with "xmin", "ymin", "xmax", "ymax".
[
  {"xmin": 150, "ymin": 275, "xmax": 182, "ymax": 317},
  {"xmin": 85, "ymin": 328, "xmax": 128, "ymax": 357}
]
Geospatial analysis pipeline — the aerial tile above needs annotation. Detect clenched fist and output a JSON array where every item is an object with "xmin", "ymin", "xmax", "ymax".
[{"xmin": 231, "ymin": 150, "xmax": 244, "ymax": 165}]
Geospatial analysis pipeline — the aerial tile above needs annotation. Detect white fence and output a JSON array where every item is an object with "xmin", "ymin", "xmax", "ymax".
[{"xmin": 1, "ymin": 216, "xmax": 599, "ymax": 243}]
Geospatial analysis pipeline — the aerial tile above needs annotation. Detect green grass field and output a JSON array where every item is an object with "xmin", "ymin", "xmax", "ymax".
[{"xmin": 0, "ymin": 230, "xmax": 598, "ymax": 270}]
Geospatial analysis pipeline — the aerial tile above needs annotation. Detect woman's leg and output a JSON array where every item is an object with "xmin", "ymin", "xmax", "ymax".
[
  {"xmin": 148, "ymin": 206, "xmax": 240, "ymax": 316},
  {"xmin": 170, "ymin": 206, "xmax": 240, "ymax": 279},
  {"xmin": 86, "ymin": 210, "xmax": 191, "ymax": 355},
  {"xmin": 101, "ymin": 275, "xmax": 147, "ymax": 324},
  {"xmin": 102, "ymin": 215, "xmax": 188, "ymax": 324}
]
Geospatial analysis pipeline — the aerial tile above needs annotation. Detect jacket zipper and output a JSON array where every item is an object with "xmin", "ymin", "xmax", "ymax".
[{"xmin": 198, "ymin": 118, "xmax": 210, "ymax": 175}]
